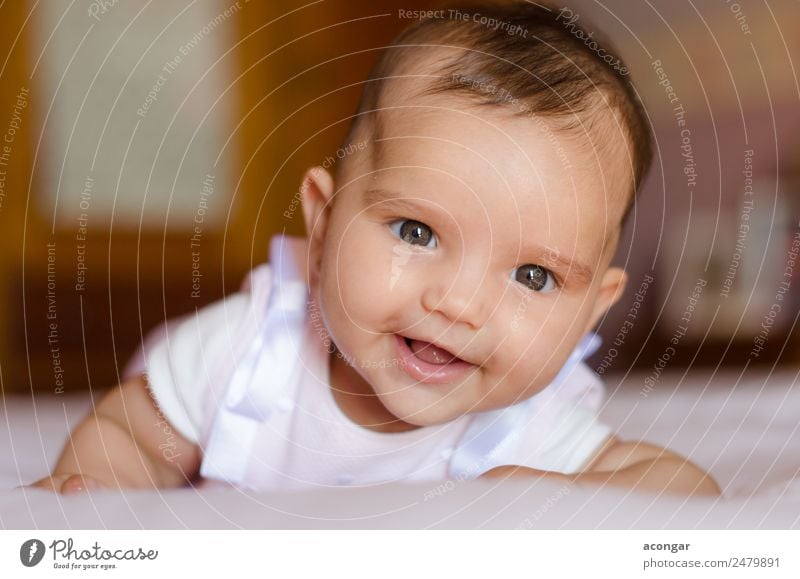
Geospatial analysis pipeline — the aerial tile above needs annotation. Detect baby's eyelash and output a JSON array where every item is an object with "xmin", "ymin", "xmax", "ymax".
[
  {"xmin": 383, "ymin": 219, "xmax": 564, "ymax": 291},
  {"xmin": 512, "ymin": 264, "xmax": 559, "ymax": 293},
  {"xmin": 544, "ymin": 268, "xmax": 564, "ymax": 288},
  {"xmin": 388, "ymin": 218, "xmax": 438, "ymax": 248}
]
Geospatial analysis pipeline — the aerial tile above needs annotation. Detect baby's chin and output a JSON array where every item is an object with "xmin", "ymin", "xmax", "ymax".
[
  {"xmin": 377, "ymin": 381, "xmax": 552, "ymax": 428},
  {"xmin": 375, "ymin": 389, "xmax": 478, "ymax": 428}
]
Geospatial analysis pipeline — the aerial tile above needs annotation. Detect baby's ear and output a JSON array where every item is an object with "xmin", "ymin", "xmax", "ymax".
[
  {"xmin": 300, "ymin": 166, "xmax": 335, "ymax": 275},
  {"xmin": 585, "ymin": 267, "xmax": 628, "ymax": 332}
]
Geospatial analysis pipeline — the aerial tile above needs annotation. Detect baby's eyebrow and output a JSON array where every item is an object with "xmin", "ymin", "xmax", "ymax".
[
  {"xmin": 362, "ymin": 188, "xmax": 420, "ymax": 210},
  {"xmin": 529, "ymin": 248, "xmax": 595, "ymax": 285},
  {"xmin": 363, "ymin": 188, "xmax": 595, "ymax": 285},
  {"xmin": 361, "ymin": 188, "xmax": 438, "ymax": 221}
]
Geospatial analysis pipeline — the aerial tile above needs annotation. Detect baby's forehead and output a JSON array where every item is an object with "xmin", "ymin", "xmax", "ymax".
[
  {"xmin": 374, "ymin": 103, "xmax": 622, "ymax": 186},
  {"xmin": 359, "ymin": 89, "xmax": 633, "ymax": 220}
]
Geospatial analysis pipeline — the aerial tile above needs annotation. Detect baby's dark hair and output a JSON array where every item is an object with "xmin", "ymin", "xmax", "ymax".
[{"xmin": 342, "ymin": 1, "xmax": 652, "ymax": 223}]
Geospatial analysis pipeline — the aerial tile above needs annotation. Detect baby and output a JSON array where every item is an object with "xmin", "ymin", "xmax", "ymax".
[{"xmin": 35, "ymin": 2, "xmax": 718, "ymax": 495}]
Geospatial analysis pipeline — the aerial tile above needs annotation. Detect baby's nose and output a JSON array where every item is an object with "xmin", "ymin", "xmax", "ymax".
[{"xmin": 420, "ymin": 260, "xmax": 492, "ymax": 328}]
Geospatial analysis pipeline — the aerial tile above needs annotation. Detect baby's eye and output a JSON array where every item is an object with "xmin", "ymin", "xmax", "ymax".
[
  {"xmin": 389, "ymin": 219, "xmax": 438, "ymax": 248},
  {"xmin": 514, "ymin": 264, "xmax": 556, "ymax": 292}
]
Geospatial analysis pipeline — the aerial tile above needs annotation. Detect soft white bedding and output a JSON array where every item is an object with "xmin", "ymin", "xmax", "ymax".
[{"xmin": 1, "ymin": 370, "xmax": 798, "ymax": 528}]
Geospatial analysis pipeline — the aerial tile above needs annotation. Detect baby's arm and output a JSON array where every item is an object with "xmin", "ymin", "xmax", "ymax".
[
  {"xmin": 32, "ymin": 374, "xmax": 201, "ymax": 493},
  {"xmin": 576, "ymin": 438, "xmax": 720, "ymax": 495},
  {"xmin": 483, "ymin": 438, "xmax": 720, "ymax": 496}
]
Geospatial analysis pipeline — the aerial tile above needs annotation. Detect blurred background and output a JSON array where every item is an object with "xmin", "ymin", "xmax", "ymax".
[{"xmin": 0, "ymin": 0, "xmax": 797, "ymax": 395}]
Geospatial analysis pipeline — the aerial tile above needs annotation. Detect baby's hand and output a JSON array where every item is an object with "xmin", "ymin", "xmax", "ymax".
[
  {"xmin": 29, "ymin": 473, "xmax": 106, "ymax": 494},
  {"xmin": 24, "ymin": 375, "xmax": 202, "ymax": 494},
  {"xmin": 481, "ymin": 439, "xmax": 720, "ymax": 496}
]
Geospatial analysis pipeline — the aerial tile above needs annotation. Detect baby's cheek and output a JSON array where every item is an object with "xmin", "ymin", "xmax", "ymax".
[
  {"xmin": 499, "ymin": 320, "xmax": 573, "ymax": 389},
  {"xmin": 329, "ymin": 237, "xmax": 392, "ymax": 321},
  {"xmin": 498, "ymin": 352, "xmax": 563, "ymax": 404}
]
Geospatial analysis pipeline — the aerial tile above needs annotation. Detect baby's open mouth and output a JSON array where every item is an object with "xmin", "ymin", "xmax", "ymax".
[
  {"xmin": 402, "ymin": 336, "xmax": 460, "ymax": 365},
  {"xmin": 394, "ymin": 334, "xmax": 476, "ymax": 385}
]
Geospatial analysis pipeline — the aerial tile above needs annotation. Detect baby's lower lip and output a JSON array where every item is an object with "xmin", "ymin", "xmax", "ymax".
[{"xmin": 394, "ymin": 334, "xmax": 476, "ymax": 384}]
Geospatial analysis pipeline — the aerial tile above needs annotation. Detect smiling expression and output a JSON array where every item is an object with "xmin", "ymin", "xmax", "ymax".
[{"xmin": 301, "ymin": 91, "xmax": 632, "ymax": 432}]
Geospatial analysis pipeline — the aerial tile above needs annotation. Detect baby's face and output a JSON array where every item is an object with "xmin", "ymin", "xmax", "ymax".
[{"xmin": 302, "ymin": 94, "xmax": 631, "ymax": 428}]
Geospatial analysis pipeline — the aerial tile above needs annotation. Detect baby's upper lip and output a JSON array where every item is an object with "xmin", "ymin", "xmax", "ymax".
[{"xmin": 398, "ymin": 332, "xmax": 479, "ymax": 366}]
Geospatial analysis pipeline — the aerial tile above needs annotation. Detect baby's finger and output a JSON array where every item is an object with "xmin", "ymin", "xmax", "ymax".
[
  {"xmin": 26, "ymin": 474, "xmax": 74, "ymax": 493},
  {"xmin": 59, "ymin": 474, "xmax": 103, "ymax": 494}
]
